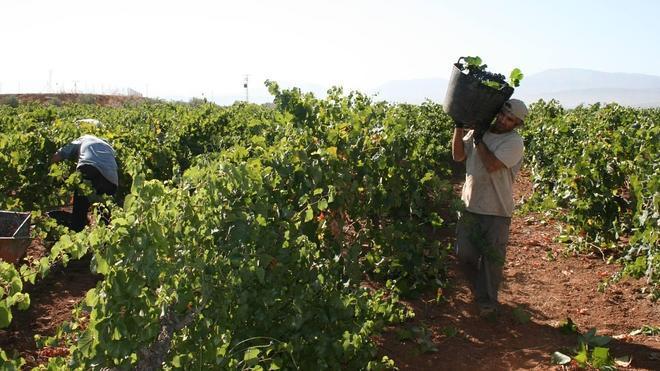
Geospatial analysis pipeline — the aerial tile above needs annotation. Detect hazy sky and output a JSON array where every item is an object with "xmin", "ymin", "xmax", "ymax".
[{"xmin": 2, "ymin": 0, "xmax": 659, "ymax": 100}]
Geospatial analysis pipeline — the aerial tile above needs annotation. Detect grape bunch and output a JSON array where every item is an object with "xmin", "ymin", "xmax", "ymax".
[
  {"xmin": 466, "ymin": 67, "xmax": 507, "ymax": 87},
  {"xmin": 457, "ymin": 56, "xmax": 511, "ymax": 89}
]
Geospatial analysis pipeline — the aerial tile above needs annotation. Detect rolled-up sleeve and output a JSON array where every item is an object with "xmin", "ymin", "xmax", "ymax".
[
  {"xmin": 493, "ymin": 136, "xmax": 524, "ymax": 168},
  {"xmin": 56, "ymin": 139, "xmax": 82, "ymax": 160}
]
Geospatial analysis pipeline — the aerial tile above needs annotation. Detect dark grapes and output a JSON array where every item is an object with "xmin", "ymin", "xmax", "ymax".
[
  {"xmin": 458, "ymin": 58, "xmax": 509, "ymax": 89},
  {"xmin": 466, "ymin": 67, "xmax": 507, "ymax": 86}
]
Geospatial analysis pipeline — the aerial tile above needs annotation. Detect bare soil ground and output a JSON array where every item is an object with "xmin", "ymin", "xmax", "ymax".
[
  {"xmin": 375, "ymin": 172, "xmax": 660, "ymax": 370},
  {"xmin": 1, "ymin": 172, "xmax": 658, "ymax": 369},
  {"xmin": 0, "ymin": 239, "xmax": 100, "ymax": 367}
]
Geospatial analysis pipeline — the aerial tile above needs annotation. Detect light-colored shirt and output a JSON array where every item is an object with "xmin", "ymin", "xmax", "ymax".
[
  {"xmin": 57, "ymin": 135, "xmax": 118, "ymax": 186},
  {"xmin": 461, "ymin": 130, "xmax": 524, "ymax": 217}
]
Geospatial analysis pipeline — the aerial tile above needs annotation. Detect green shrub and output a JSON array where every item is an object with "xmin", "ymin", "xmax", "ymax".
[{"xmin": 0, "ymin": 95, "xmax": 19, "ymax": 107}]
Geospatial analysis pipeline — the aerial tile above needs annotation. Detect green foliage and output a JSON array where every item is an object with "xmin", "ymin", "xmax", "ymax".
[
  {"xmin": 0, "ymin": 95, "xmax": 19, "ymax": 108},
  {"xmin": 0, "ymin": 261, "xmax": 26, "ymax": 328},
  {"xmin": 523, "ymin": 100, "xmax": 659, "ymax": 297},
  {"xmin": 0, "ymin": 349, "xmax": 25, "ymax": 371},
  {"xmin": 558, "ymin": 317, "xmax": 579, "ymax": 334},
  {"xmin": 623, "ymin": 255, "xmax": 647, "ymax": 278},
  {"xmin": 509, "ymin": 68, "xmax": 524, "ymax": 87},
  {"xmin": 553, "ymin": 327, "xmax": 617, "ymax": 370},
  {"xmin": 578, "ymin": 328, "xmax": 612, "ymax": 348},
  {"xmin": 629, "ymin": 324, "xmax": 660, "ymax": 336}
]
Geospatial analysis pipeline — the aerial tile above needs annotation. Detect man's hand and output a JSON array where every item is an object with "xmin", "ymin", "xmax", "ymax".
[
  {"xmin": 51, "ymin": 152, "xmax": 63, "ymax": 164},
  {"xmin": 473, "ymin": 129, "xmax": 485, "ymax": 145}
]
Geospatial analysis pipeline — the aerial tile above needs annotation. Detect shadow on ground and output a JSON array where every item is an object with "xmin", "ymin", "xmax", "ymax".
[{"xmin": 377, "ymin": 254, "xmax": 660, "ymax": 370}]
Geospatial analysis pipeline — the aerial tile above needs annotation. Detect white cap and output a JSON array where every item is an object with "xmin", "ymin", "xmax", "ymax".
[{"xmin": 503, "ymin": 99, "xmax": 528, "ymax": 122}]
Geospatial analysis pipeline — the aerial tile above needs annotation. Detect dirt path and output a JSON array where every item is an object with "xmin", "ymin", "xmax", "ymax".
[
  {"xmin": 0, "ymin": 243, "xmax": 101, "ymax": 367},
  {"xmin": 376, "ymin": 173, "xmax": 660, "ymax": 370}
]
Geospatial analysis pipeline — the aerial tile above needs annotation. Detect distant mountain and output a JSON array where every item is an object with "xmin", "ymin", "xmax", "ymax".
[
  {"xmin": 518, "ymin": 87, "xmax": 660, "ymax": 108},
  {"xmin": 515, "ymin": 69, "xmax": 660, "ymax": 107},
  {"xmin": 372, "ymin": 69, "xmax": 660, "ymax": 108},
  {"xmin": 517, "ymin": 68, "xmax": 660, "ymax": 93}
]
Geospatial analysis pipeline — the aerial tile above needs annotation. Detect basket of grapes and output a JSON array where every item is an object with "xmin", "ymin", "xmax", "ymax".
[
  {"xmin": 0, "ymin": 211, "xmax": 32, "ymax": 263},
  {"xmin": 443, "ymin": 56, "xmax": 523, "ymax": 130}
]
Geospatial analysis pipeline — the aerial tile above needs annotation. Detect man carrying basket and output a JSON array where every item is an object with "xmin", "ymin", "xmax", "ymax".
[{"xmin": 451, "ymin": 99, "xmax": 528, "ymax": 318}]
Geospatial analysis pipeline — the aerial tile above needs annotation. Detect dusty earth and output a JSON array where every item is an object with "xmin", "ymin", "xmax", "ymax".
[
  {"xmin": 0, "ymin": 239, "xmax": 101, "ymax": 367},
  {"xmin": 1, "ymin": 172, "xmax": 658, "ymax": 370}
]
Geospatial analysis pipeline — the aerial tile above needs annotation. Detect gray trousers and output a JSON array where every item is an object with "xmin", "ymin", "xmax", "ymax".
[{"xmin": 455, "ymin": 211, "xmax": 511, "ymax": 306}]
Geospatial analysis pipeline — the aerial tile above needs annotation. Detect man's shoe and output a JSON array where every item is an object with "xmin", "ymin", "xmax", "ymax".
[{"xmin": 478, "ymin": 304, "xmax": 498, "ymax": 320}]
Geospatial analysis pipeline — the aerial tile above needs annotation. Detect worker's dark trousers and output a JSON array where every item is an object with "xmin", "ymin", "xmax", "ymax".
[
  {"xmin": 71, "ymin": 165, "xmax": 117, "ymax": 232},
  {"xmin": 455, "ymin": 211, "xmax": 511, "ymax": 307}
]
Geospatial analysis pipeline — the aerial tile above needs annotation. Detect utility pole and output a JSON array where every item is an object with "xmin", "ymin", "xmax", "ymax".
[
  {"xmin": 48, "ymin": 69, "xmax": 53, "ymax": 93},
  {"xmin": 244, "ymin": 75, "xmax": 249, "ymax": 102}
]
